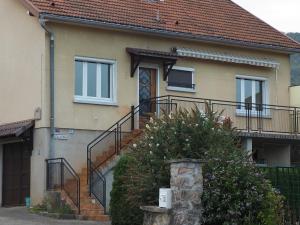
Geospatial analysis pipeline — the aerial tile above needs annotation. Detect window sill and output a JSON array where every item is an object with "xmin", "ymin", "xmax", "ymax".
[
  {"xmin": 73, "ymin": 97, "xmax": 118, "ymax": 106},
  {"xmin": 166, "ymin": 86, "xmax": 196, "ymax": 93}
]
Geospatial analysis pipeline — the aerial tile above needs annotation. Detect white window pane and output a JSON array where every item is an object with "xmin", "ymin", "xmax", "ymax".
[
  {"xmin": 101, "ymin": 64, "xmax": 111, "ymax": 98},
  {"xmin": 75, "ymin": 61, "xmax": 83, "ymax": 96},
  {"xmin": 87, "ymin": 62, "xmax": 97, "ymax": 97},
  {"xmin": 168, "ymin": 70, "xmax": 193, "ymax": 88},
  {"xmin": 244, "ymin": 79, "xmax": 252, "ymax": 110},
  {"xmin": 236, "ymin": 78, "xmax": 241, "ymax": 109}
]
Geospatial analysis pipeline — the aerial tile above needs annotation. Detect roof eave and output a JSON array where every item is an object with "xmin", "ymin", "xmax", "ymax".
[
  {"xmin": 40, "ymin": 13, "xmax": 300, "ymax": 54},
  {"xmin": 18, "ymin": 0, "xmax": 40, "ymax": 17}
]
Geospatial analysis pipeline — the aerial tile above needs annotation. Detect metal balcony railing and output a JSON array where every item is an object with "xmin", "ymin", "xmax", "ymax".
[
  {"xmin": 169, "ymin": 96, "xmax": 300, "ymax": 135},
  {"xmin": 86, "ymin": 95, "xmax": 300, "ymax": 213}
]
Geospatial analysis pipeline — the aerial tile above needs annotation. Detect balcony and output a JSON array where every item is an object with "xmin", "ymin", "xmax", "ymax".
[{"xmin": 152, "ymin": 96, "xmax": 300, "ymax": 139}]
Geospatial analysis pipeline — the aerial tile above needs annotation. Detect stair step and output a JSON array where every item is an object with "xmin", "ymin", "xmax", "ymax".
[
  {"xmin": 81, "ymin": 209, "xmax": 104, "ymax": 215},
  {"xmin": 89, "ymin": 215, "xmax": 110, "ymax": 222},
  {"xmin": 88, "ymin": 215, "xmax": 110, "ymax": 222},
  {"xmin": 80, "ymin": 204, "xmax": 102, "ymax": 210},
  {"xmin": 53, "ymin": 129, "xmax": 144, "ymax": 222}
]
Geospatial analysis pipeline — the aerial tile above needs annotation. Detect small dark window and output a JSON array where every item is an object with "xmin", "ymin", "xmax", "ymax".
[{"xmin": 168, "ymin": 69, "xmax": 194, "ymax": 89}]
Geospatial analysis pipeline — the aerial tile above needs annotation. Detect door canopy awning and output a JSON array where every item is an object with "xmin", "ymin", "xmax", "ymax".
[
  {"xmin": 175, "ymin": 48, "xmax": 280, "ymax": 69},
  {"xmin": 0, "ymin": 120, "xmax": 34, "ymax": 138},
  {"xmin": 126, "ymin": 48, "xmax": 178, "ymax": 80}
]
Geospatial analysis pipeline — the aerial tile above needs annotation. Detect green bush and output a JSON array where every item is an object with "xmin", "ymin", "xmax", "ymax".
[
  {"xmin": 110, "ymin": 107, "xmax": 285, "ymax": 225},
  {"xmin": 202, "ymin": 146, "xmax": 285, "ymax": 225},
  {"xmin": 110, "ymin": 155, "xmax": 144, "ymax": 225}
]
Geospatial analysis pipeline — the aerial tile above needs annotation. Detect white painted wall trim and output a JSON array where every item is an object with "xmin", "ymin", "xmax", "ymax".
[
  {"xmin": 166, "ymin": 66, "xmax": 196, "ymax": 93},
  {"xmin": 236, "ymin": 74, "xmax": 270, "ymax": 105},
  {"xmin": 136, "ymin": 63, "xmax": 160, "ymax": 127},
  {"xmin": 73, "ymin": 56, "xmax": 118, "ymax": 105}
]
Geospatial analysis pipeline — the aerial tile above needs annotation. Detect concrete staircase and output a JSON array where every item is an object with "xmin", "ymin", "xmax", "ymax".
[{"xmin": 63, "ymin": 129, "xmax": 143, "ymax": 221}]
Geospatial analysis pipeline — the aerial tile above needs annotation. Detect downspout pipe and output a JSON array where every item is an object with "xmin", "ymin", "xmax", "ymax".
[{"xmin": 39, "ymin": 17, "xmax": 55, "ymax": 158}]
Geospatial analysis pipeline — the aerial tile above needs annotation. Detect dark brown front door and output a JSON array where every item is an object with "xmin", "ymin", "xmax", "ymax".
[
  {"xmin": 139, "ymin": 67, "xmax": 157, "ymax": 116},
  {"xmin": 2, "ymin": 142, "xmax": 31, "ymax": 206}
]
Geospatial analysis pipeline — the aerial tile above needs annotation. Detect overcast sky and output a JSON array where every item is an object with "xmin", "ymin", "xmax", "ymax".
[{"xmin": 231, "ymin": 0, "xmax": 300, "ymax": 33}]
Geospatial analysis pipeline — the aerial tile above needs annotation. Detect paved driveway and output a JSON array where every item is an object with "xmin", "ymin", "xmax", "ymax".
[{"xmin": 0, "ymin": 207, "xmax": 111, "ymax": 225}]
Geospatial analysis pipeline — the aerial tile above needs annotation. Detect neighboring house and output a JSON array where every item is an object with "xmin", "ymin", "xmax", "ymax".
[
  {"xmin": 288, "ymin": 33, "xmax": 300, "ymax": 86},
  {"xmin": 289, "ymin": 33, "xmax": 300, "ymax": 109},
  {"xmin": 290, "ymin": 86, "xmax": 300, "ymax": 107},
  {"xmin": 1, "ymin": 0, "xmax": 300, "ymax": 220}
]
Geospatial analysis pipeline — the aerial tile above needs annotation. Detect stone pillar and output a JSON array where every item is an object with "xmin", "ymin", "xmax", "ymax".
[
  {"xmin": 169, "ymin": 159, "xmax": 204, "ymax": 225},
  {"xmin": 141, "ymin": 159, "xmax": 204, "ymax": 225},
  {"xmin": 140, "ymin": 206, "xmax": 171, "ymax": 225}
]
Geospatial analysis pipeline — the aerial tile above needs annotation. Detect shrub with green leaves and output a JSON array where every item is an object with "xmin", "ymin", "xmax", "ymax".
[
  {"xmin": 109, "ymin": 155, "xmax": 144, "ymax": 225},
  {"xmin": 110, "ymin": 107, "xmax": 285, "ymax": 225}
]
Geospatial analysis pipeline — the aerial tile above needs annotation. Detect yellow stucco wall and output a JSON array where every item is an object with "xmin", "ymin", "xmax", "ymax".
[
  {"xmin": 0, "ymin": 3, "xmax": 291, "ymax": 131},
  {"xmin": 0, "ymin": 0, "xmax": 46, "ymax": 125},
  {"xmin": 48, "ymin": 23, "xmax": 291, "ymax": 131},
  {"xmin": 290, "ymin": 86, "xmax": 300, "ymax": 107}
]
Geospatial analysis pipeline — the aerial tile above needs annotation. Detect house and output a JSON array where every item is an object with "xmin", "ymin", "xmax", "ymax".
[
  {"xmin": 290, "ymin": 85, "xmax": 300, "ymax": 107},
  {"xmin": 1, "ymin": 0, "xmax": 300, "ymax": 221}
]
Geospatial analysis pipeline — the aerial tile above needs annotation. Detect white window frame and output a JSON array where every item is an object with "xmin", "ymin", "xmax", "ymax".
[
  {"xmin": 236, "ymin": 75, "xmax": 269, "ymax": 116},
  {"xmin": 166, "ymin": 66, "xmax": 196, "ymax": 93},
  {"xmin": 74, "ymin": 56, "xmax": 117, "ymax": 106}
]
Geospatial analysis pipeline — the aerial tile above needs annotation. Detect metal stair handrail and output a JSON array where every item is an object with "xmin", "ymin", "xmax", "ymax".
[
  {"xmin": 46, "ymin": 158, "xmax": 81, "ymax": 214},
  {"xmin": 86, "ymin": 96, "xmax": 173, "ymax": 212}
]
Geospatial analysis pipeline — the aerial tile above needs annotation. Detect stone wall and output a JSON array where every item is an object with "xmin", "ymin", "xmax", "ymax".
[
  {"xmin": 141, "ymin": 159, "xmax": 204, "ymax": 225},
  {"xmin": 170, "ymin": 159, "xmax": 203, "ymax": 225},
  {"xmin": 140, "ymin": 206, "xmax": 171, "ymax": 225}
]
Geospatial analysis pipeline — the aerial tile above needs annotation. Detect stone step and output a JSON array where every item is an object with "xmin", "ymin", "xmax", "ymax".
[
  {"xmin": 80, "ymin": 203, "xmax": 102, "ymax": 210},
  {"xmin": 88, "ymin": 215, "xmax": 110, "ymax": 222},
  {"xmin": 81, "ymin": 208, "xmax": 104, "ymax": 215}
]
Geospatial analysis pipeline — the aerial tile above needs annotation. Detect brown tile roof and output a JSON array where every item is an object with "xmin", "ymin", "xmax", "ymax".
[
  {"xmin": 126, "ymin": 47, "xmax": 178, "ymax": 59},
  {"xmin": 0, "ymin": 120, "xmax": 34, "ymax": 138},
  {"xmin": 26, "ymin": 0, "xmax": 300, "ymax": 52}
]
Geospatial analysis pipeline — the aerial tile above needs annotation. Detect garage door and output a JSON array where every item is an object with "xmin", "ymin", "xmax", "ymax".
[{"xmin": 2, "ymin": 142, "xmax": 31, "ymax": 206}]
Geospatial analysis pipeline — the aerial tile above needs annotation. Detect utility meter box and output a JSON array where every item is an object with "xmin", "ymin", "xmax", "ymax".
[{"xmin": 159, "ymin": 188, "xmax": 172, "ymax": 209}]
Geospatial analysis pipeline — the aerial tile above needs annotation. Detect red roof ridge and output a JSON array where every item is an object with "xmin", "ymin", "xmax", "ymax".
[
  {"xmin": 20, "ymin": 0, "xmax": 300, "ymax": 53},
  {"xmin": 227, "ymin": 0, "xmax": 300, "ymax": 48},
  {"xmin": 18, "ymin": 0, "xmax": 40, "ymax": 17}
]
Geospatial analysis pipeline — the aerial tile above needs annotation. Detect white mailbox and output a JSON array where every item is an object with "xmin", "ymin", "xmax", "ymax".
[{"xmin": 159, "ymin": 188, "xmax": 172, "ymax": 209}]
